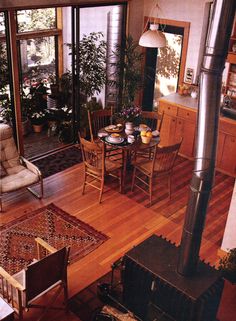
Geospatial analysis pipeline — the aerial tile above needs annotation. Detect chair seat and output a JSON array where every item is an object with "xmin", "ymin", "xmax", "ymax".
[
  {"xmin": 133, "ymin": 159, "xmax": 166, "ymax": 175},
  {"xmin": 1, "ymin": 166, "xmax": 40, "ymax": 193}
]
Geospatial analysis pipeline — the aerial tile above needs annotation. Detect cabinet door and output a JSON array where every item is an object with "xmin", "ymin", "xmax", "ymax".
[
  {"xmin": 160, "ymin": 114, "xmax": 177, "ymax": 146},
  {"xmin": 181, "ymin": 120, "xmax": 196, "ymax": 158},
  {"xmin": 216, "ymin": 131, "xmax": 225, "ymax": 168},
  {"xmin": 220, "ymin": 134, "xmax": 236, "ymax": 175}
]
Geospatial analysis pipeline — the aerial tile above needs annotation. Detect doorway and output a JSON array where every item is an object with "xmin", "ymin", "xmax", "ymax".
[{"xmin": 142, "ymin": 19, "xmax": 190, "ymax": 111}]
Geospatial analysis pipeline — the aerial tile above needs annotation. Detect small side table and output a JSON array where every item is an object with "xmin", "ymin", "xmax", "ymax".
[{"xmin": 0, "ymin": 297, "xmax": 14, "ymax": 321}]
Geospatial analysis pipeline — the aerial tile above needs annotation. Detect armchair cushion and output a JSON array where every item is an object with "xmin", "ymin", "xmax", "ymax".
[
  {"xmin": 1, "ymin": 166, "xmax": 40, "ymax": 193},
  {"xmin": 0, "ymin": 124, "xmax": 42, "ymax": 196}
]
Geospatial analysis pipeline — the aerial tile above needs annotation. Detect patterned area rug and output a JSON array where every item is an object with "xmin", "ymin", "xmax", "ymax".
[
  {"xmin": 33, "ymin": 145, "xmax": 82, "ymax": 178},
  {"xmin": 0, "ymin": 203, "xmax": 108, "ymax": 275}
]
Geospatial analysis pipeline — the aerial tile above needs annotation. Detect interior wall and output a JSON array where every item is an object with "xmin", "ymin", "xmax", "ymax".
[{"xmin": 128, "ymin": 0, "xmax": 209, "ymax": 85}]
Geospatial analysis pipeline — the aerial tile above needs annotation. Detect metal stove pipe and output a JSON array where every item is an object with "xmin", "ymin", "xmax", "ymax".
[{"xmin": 177, "ymin": 0, "xmax": 236, "ymax": 276}]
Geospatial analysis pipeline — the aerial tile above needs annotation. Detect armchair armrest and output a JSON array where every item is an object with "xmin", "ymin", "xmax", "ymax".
[
  {"xmin": 20, "ymin": 156, "xmax": 42, "ymax": 176},
  {"xmin": 0, "ymin": 267, "xmax": 25, "ymax": 291},
  {"xmin": 35, "ymin": 238, "xmax": 57, "ymax": 260}
]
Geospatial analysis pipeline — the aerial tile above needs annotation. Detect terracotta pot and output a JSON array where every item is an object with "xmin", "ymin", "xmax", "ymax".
[{"xmin": 32, "ymin": 124, "xmax": 43, "ymax": 133}]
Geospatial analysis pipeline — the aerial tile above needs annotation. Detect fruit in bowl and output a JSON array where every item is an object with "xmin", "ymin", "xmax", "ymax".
[{"xmin": 141, "ymin": 130, "xmax": 152, "ymax": 144}]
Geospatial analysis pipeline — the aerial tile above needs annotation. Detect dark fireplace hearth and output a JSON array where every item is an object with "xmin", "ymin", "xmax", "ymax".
[{"xmin": 122, "ymin": 235, "xmax": 224, "ymax": 321}]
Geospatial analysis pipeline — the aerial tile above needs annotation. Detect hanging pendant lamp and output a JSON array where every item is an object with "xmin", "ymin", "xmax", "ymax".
[
  {"xmin": 139, "ymin": 1, "xmax": 166, "ymax": 48},
  {"xmin": 139, "ymin": 23, "xmax": 166, "ymax": 48}
]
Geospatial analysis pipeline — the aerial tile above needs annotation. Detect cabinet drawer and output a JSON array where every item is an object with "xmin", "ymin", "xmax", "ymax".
[
  {"xmin": 177, "ymin": 108, "xmax": 197, "ymax": 121},
  {"xmin": 159, "ymin": 101, "xmax": 177, "ymax": 116},
  {"xmin": 219, "ymin": 119, "xmax": 236, "ymax": 136}
]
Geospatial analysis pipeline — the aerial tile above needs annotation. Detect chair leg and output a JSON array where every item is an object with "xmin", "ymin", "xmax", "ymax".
[
  {"xmin": 63, "ymin": 282, "xmax": 69, "ymax": 313},
  {"xmin": 27, "ymin": 177, "xmax": 44, "ymax": 199},
  {"xmin": 131, "ymin": 168, "xmax": 136, "ymax": 192},
  {"xmin": 99, "ymin": 177, "xmax": 104, "ymax": 203},
  {"xmin": 82, "ymin": 172, "xmax": 86, "ymax": 195},
  {"xmin": 168, "ymin": 175, "xmax": 171, "ymax": 200},
  {"xmin": 149, "ymin": 177, "xmax": 153, "ymax": 206},
  {"xmin": 119, "ymin": 169, "xmax": 122, "ymax": 193}
]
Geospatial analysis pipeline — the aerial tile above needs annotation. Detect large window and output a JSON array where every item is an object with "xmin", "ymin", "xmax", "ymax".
[
  {"xmin": 17, "ymin": 9, "xmax": 59, "ymax": 93},
  {"xmin": 17, "ymin": 9, "xmax": 56, "ymax": 32}
]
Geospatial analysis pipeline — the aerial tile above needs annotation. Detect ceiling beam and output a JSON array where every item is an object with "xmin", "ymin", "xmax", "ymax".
[{"xmin": 0, "ymin": 0, "xmax": 129, "ymax": 10}]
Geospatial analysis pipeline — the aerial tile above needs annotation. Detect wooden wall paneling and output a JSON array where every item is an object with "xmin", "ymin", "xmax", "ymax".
[{"xmin": 56, "ymin": 8, "xmax": 64, "ymax": 77}]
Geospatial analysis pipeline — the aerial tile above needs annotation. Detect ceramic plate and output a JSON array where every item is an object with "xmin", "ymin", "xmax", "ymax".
[
  {"xmin": 104, "ymin": 125, "xmax": 123, "ymax": 133},
  {"xmin": 105, "ymin": 136, "xmax": 124, "ymax": 144}
]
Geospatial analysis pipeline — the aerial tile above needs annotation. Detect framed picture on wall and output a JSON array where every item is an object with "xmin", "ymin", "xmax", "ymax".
[{"xmin": 185, "ymin": 68, "xmax": 194, "ymax": 84}]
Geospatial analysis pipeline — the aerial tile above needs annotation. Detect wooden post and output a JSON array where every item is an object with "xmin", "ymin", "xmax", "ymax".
[{"xmin": 8, "ymin": 10, "xmax": 24, "ymax": 155}]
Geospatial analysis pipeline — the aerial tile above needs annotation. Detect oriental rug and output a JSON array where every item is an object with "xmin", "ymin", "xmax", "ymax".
[
  {"xmin": 33, "ymin": 145, "xmax": 82, "ymax": 178},
  {"xmin": 0, "ymin": 203, "xmax": 108, "ymax": 275}
]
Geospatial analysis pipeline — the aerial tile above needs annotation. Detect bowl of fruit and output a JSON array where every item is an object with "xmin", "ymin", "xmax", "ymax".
[{"xmin": 141, "ymin": 130, "xmax": 152, "ymax": 144}]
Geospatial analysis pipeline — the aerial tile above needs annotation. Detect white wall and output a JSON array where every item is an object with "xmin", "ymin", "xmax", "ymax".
[
  {"xmin": 221, "ymin": 180, "xmax": 236, "ymax": 251},
  {"xmin": 128, "ymin": 0, "xmax": 210, "ymax": 84}
]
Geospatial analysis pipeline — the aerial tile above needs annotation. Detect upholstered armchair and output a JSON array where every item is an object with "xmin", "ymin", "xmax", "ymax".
[{"xmin": 0, "ymin": 123, "xmax": 43, "ymax": 211}]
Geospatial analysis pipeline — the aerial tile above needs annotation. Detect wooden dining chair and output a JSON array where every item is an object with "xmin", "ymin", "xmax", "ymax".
[
  {"xmin": 88, "ymin": 107, "xmax": 113, "ymax": 142},
  {"xmin": 131, "ymin": 139, "xmax": 182, "ymax": 205},
  {"xmin": 0, "ymin": 238, "xmax": 70, "ymax": 321},
  {"xmin": 141, "ymin": 111, "xmax": 164, "ymax": 132},
  {"xmin": 137, "ymin": 111, "xmax": 164, "ymax": 160},
  {"xmin": 79, "ymin": 137, "xmax": 122, "ymax": 203}
]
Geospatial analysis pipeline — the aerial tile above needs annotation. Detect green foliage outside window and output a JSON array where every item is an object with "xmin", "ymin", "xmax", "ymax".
[
  {"xmin": 0, "ymin": 42, "xmax": 9, "ymax": 95},
  {"xmin": 17, "ymin": 9, "xmax": 56, "ymax": 32}
]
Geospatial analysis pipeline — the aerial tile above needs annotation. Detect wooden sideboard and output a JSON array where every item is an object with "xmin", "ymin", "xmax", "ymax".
[{"xmin": 159, "ymin": 93, "xmax": 236, "ymax": 177}]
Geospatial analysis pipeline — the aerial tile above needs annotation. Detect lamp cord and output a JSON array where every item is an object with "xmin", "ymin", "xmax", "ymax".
[{"xmin": 142, "ymin": 2, "xmax": 164, "ymax": 34}]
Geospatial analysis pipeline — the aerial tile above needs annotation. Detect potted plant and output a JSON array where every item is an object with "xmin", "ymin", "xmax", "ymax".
[
  {"xmin": 30, "ymin": 111, "xmax": 46, "ymax": 132},
  {"xmin": 66, "ymin": 32, "xmax": 107, "ymax": 100},
  {"xmin": 48, "ymin": 73, "xmax": 59, "ymax": 97},
  {"xmin": 0, "ymin": 96, "xmax": 12, "ymax": 124},
  {"xmin": 108, "ymin": 35, "xmax": 144, "ymax": 107},
  {"xmin": 219, "ymin": 248, "xmax": 236, "ymax": 284}
]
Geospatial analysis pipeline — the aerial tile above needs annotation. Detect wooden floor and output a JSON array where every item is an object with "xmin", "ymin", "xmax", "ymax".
[{"xmin": 1, "ymin": 156, "xmax": 235, "ymax": 321}]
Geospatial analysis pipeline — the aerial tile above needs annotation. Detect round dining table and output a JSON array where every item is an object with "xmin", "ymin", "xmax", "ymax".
[{"xmin": 98, "ymin": 127, "xmax": 160, "ymax": 193}]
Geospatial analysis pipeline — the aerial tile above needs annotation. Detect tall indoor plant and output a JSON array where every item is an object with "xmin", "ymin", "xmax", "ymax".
[
  {"xmin": 109, "ymin": 34, "xmax": 144, "ymax": 107},
  {"xmin": 66, "ymin": 31, "xmax": 107, "ymax": 100}
]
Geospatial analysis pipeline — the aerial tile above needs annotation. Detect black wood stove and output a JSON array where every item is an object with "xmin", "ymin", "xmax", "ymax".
[{"xmin": 122, "ymin": 235, "xmax": 223, "ymax": 321}]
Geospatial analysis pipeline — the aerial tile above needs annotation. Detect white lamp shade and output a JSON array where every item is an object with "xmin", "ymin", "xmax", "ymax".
[{"xmin": 139, "ymin": 24, "xmax": 166, "ymax": 48}]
